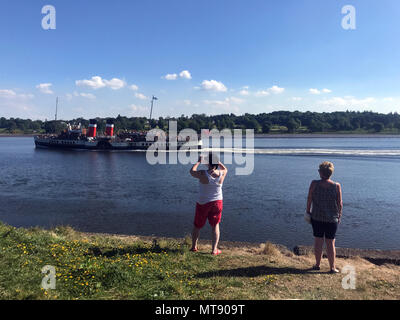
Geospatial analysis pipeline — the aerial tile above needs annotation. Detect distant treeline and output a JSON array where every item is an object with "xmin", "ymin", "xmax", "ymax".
[{"xmin": 2, "ymin": 111, "xmax": 400, "ymax": 134}]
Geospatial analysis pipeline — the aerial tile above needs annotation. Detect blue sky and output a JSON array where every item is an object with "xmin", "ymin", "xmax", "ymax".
[{"xmin": 1, "ymin": 0, "xmax": 400, "ymax": 120}]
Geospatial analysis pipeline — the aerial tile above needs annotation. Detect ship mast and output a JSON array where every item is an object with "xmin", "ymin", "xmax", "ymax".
[
  {"xmin": 149, "ymin": 95, "xmax": 158, "ymax": 123},
  {"xmin": 55, "ymin": 97, "xmax": 59, "ymax": 121}
]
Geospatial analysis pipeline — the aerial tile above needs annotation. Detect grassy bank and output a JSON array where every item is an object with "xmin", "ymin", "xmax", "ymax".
[{"xmin": 0, "ymin": 222, "xmax": 399, "ymax": 300}]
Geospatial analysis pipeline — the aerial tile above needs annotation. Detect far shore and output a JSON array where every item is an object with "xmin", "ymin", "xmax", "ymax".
[
  {"xmin": 0, "ymin": 134, "xmax": 37, "ymax": 137},
  {"xmin": 1, "ymin": 132, "xmax": 400, "ymax": 139},
  {"xmin": 255, "ymin": 133, "xmax": 400, "ymax": 138}
]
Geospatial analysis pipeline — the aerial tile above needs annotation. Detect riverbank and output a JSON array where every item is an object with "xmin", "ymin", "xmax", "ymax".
[
  {"xmin": 254, "ymin": 133, "xmax": 400, "ymax": 138},
  {"xmin": 1, "ymin": 132, "xmax": 400, "ymax": 138},
  {"xmin": 0, "ymin": 222, "xmax": 398, "ymax": 300},
  {"xmin": 0, "ymin": 134, "xmax": 37, "ymax": 137}
]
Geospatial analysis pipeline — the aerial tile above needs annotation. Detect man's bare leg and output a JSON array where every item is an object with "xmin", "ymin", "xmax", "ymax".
[
  {"xmin": 211, "ymin": 224, "xmax": 220, "ymax": 254},
  {"xmin": 191, "ymin": 226, "xmax": 200, "ymax": 251}
]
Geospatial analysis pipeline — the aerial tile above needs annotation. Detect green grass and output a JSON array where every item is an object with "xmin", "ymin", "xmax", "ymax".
[
  {"xmin": 0, "ymin": 222, "xmax": 223, "ymax": 300},
  {"xmin": 1, "ymin": 222, "xmax": 399, "ymax": 300}
]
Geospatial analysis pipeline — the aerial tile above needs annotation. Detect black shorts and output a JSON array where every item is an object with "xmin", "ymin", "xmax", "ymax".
[{"xmin": 311, "ymin": 219, "xmax": 338, "ymax": 240}]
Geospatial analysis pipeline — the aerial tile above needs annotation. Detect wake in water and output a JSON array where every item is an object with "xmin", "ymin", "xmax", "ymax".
[
  {"xmin": 203, "ymin": 148, "xmax": 400, "ymax": 157},
  {"xmin": 97, "ymin": 147, "xmax": 400, "ymax": 157}
]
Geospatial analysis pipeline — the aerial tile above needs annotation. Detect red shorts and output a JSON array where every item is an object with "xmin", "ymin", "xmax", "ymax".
[{"xmin": 194, "ymin": 200, "xmax": 223, "ymax": 228}]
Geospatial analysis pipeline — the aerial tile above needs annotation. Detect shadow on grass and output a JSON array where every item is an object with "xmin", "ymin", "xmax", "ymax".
[
  {"xmin": 196, "ymin": 265, "xmax": 325, "ymax": 278},
  {"xmin": 86, "ymin": 244, "xmax": 182, "ymax": 258}
]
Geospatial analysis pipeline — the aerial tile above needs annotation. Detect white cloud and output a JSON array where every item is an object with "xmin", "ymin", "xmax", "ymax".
[
  {"xmin": 309, "ymin": 88, "xmax": 321, "ymax": 95},
  {"xmin": 310, "ymin": 88, "xmax": 332, "ymax": 95},
  {"xmin": 129, "ymin": 84, "xmax": 139, "ymax": 91},
  {"xmin": 383, "ymin": 97, "xmax": 394, "ymax": 102},
  {"xmin": 164, "ymin": 73, "xmax": 178, "ymax": 80},
  {"xmin": 255, "ymin": 90, "xmax": 270, "ymax": 97},
  {"xmin": 36, "ymin": 83, "xmax": 53, "ymax": 94},
  {"xmin": 76, "ymin": 76, "xmax": 106, "ymax": 89},
  {"xmin": 0, "ymin": 89, "xmax": 34, "ymax": 100},
  {"xmin": 103, "ymin": 78, "xmax": 126, "ymax": 90},
  {"xmin": 0, "ymin": 90, "xmax": 36, "ymax": 118},
  {"xmin": 239, "ymin": 89, "xmax": 250, "ymax": 96},
  {"xmin": 201, "ymin": 80, "xmax": 227, "ymax": 92},
  {"xmin": 135, "ymin": 93, "xmax": 147, "ymax": 100},
  {"xmin": 203, "ymin": 98, "xmax": 241, "ymax": 114},
  {"xmin": 163, "ymin": 70, "xmax": 191, "ymax": 80},
  {"xmin": 254, "ymin": 85, "xmax": 284, "ymax": 97},
  {"xmin": 18, "ymin": 93, "xmax": 35, "ymax": 99},
  {"xmin": 130, "ymin": 104, "xmax": 147, "ymax": 112},
  {"xmin": 318, "ymin": 96, "xmax": 376, "ymax": 110},
  {"xmin": 79, "ymin": 93, "xmax": 96, "ymax": 99},
  {"xmin": 229, "ymin": 97, "xmax": 245, "ymax": 105},
  {"xmin": 129, "ymin": 104, "xmax": 149, "ymax": 116},
  {"xmin": 204, "ymin": 96, "xmax": 244, "ymax": 107},
  {"xmin": 291, "ymin": 97, "xmax": 303, "ymax": 101},
  {"xmin": 0, "ymin": 89, "xmax": 17, "ymax": 98},
  {"xmin": 76, "ymin": 76, "xmax": 126, "ymax": 90},
  {"xmin": 66, "ymin": 92, "xmax": 96, "ymax": 100},
  {"xmin": 183, "ymin": 100, "xmax": 191, "ymax": 106},
  {"xmin": 204, "ymin": 100, "xmax": 227, "ymax": 106},
  {"xmin": 268, "ymin": 85, "xmax": 285, "ymax": 94},
  {"xmin": 179, "ymin": 70, "xmax": 192, "ymax": 79}
]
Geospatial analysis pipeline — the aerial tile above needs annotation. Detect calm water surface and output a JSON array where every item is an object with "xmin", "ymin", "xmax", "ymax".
[{"xmin": 1, "ymin": 137, "xmax": 399, "ymax": 250}]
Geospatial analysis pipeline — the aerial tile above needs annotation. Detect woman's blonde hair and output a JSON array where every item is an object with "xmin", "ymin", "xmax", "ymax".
[{"xmin": 319, "ymin": 161, "xmax": 334, "ymax": 179}]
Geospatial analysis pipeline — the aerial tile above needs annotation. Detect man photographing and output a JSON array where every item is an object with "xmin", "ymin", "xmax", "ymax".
[{"xmin": 189, "ymin": 153, "xmax": 228, "ymax": 255}]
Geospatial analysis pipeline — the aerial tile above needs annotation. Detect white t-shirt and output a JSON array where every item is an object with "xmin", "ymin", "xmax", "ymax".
[{"xmin": 198, "ymin": 170, "xmax": 223, "ymax": 205}]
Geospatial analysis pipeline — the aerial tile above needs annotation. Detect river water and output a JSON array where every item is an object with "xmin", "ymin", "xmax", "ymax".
[{"xmin": 0, "ymin": 136, "xmax": 399, "ymax": 250}]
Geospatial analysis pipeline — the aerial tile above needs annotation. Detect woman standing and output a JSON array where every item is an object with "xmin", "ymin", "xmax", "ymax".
[
  {"xmin": 306, "ymin": 161, "xmax": 343, "ymax": 273},
  {"xmin": 189, "ymin": 153, "xmax": 228, "ymax": 255}
]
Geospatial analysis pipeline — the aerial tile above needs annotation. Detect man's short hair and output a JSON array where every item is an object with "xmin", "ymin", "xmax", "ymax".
[{"xmin": 208, "ymin": 152, "xmax": 219, "ymax": 170}]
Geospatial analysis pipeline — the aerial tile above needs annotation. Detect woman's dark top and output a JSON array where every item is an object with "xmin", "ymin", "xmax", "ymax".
[{"xmin": 311, "ymin": 180, "xmax": 340, "ymax": 223}]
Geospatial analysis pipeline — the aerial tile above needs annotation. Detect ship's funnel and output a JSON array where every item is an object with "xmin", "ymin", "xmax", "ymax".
[
  {"xmin": 88, "ymin": 119, "xmax": 97, "ymax": 137},
  {"xmin": 105, "ymin": 119, "xmax": 114, "ymax": 136}
]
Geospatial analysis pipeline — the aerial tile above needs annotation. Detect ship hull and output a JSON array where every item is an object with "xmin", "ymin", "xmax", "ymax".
[{"xmin": 34, "ymin": 137, "xmax": 202, "ymax": 151}]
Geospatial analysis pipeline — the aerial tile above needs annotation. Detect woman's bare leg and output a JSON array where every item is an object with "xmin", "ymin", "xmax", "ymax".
[
  {"xmin": 314, "ymin": 237, "xmax": 324, "ymax": 267},
  {"xmin": 325, "ymin": 238, "xmax": 336, "ymax": 270},
  {"xmin": 211, "ymin": 224, "xmax": 220, "ymax": 254},
  {"xmin": 191, "ymin": 226, "xmax": 200, "ymax": 250}
]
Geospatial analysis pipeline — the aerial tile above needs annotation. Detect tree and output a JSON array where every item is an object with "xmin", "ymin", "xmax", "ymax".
[
  {"xmin": 44, "ymin": 121, "xmax": 67, "ymax": 134},
  {"xmin": 262, "ymin": 122, "xmax": 271, "ymax": 133},
  {"xmin": 372, "ymin": 122, "xmax": 384, "ymax": 132},
  {"xmin": 286, "ymin": 118, "xmax": 300, "ymax": 133}
]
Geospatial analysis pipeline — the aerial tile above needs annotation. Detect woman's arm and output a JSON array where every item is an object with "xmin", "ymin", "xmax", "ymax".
[
  {"xmin": 218, "ymin": 161, "xmax": 228, "ymax": 184},
  {"xmin": 218, "ymin": 161, "xmax": 228, "ymax": 173},
  {"xmin": 306, "ymin": 181, "xmax": 316, "ymax": 214},
  {"xmin": 190, "ymin": 156, "xmax": 203, "ymax": 179},
  {"xmin": 337, "ymin": 183, "xmax": 343, "ymax": 222}
]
